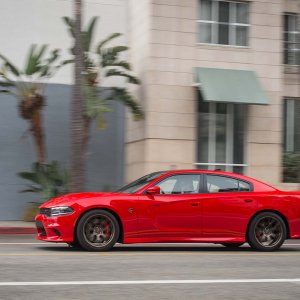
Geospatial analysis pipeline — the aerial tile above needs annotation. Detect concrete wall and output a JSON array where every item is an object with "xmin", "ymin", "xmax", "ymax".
[
  {"xmin": 126, "ymin": 0, "xmax": 151, "ymax": 180},
  {"xmin": 0, "ymin": 0, "xmax": 127, "ymax": 85},
  {"xmin": 0, "ymin": 84, "xmax": 125, "ymax": 220}
]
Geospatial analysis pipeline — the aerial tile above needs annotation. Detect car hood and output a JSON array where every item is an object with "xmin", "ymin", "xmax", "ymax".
[{"xmin": 40, "ymin": 192, "xmax": 120, "ymax": 208}]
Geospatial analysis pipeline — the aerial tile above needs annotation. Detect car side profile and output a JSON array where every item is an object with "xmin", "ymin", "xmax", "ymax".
[{"xmin": 35, "ymin": 170, "xmax": 300, "ymax": 251}]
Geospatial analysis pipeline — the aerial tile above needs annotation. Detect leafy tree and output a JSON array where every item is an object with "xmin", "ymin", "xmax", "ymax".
[
  {"xmin": 63, "ymin": 16, "xmax": 144, "ymax": 157},
  {"xmin": 0, "ymin": 45, "xmax": 69, "ymax": 163}
]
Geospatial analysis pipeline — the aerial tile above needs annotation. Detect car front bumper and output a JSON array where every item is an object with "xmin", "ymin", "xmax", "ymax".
[{"xmin": 35, "ymin": 213, "xmax": 77, "ymax": 243}]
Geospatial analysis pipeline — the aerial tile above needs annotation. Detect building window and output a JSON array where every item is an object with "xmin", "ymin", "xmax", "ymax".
[
  {"xmin": 284, "ymin": 14, "xmax": 300, "ymax": 65},
  {"xmin": 283, "ymin": 98, "xmax": 300, "ymax": 183},
  {"xmin": 283, "ymin": 98, "xmax": 300, "ymax": 153},
  {"xmin": 196, "ymin": 92, "xmax": 247, "ymax": 173},
  {"xmin": 197, "ymin": 0, "xmax": 249, "ymax": 46}
]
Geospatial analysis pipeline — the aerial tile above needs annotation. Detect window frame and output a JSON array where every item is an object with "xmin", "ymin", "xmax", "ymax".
[
  {"xmin": 145, "ymin": 173, "xmax": 205, "ymax": 195},
  {"xmin": 197, "ymin": 0, "xmax": 250, "ymax": 48},
  {"xmin": 203, "ymin": 174, "xmax": 253, "ymax": 194},
  {"xmin": 284, "ymin": 13, "xmax": 300, "ymax": 66}
]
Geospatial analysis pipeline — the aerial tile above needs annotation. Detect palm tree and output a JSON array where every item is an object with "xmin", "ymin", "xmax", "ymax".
[
  {"xmin": 70, "ymin": 0, "xmax": 85, "ymax": 192},
  {"xmin": 0, "ymin": 45, "xmax": 68, "ymax": 163},
  {"xmin": 63, "ymin": 16, "xmax": 144, "ymax": 156}
]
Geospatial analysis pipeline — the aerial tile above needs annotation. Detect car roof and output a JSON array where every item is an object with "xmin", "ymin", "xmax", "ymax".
[{"xmin": 161, "ymin": 169, "xmax": 246, "ymax": 178}]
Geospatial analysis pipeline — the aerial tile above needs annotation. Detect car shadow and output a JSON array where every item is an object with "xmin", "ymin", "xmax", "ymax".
[{"xmin": 36, "ymin": 243, "xmax": 300, "ymax": 253}]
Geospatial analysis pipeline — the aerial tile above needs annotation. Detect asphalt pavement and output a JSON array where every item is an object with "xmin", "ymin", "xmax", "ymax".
[{"xmin": 0, "ymin": 235, "xmax": 300, "ymax": 300}]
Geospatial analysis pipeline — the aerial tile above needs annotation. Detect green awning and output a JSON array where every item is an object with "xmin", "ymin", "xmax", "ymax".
[{"xmin": 194, "ymin": 67, "xmax": 269, "ymax": 105}]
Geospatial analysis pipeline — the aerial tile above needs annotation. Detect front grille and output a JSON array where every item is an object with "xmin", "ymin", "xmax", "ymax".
[
  {"xmin": 35, "ymin": 221, "xmax": 47, "ymax": 236},
  {"xmin": 40, "ymin": 208, "xmax": 51, "ymax": 217}
]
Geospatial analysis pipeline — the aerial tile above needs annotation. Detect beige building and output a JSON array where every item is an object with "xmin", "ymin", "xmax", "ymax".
[{"xmin": 126, "ymin": 0, "xmax": 300, "ymax": 190}]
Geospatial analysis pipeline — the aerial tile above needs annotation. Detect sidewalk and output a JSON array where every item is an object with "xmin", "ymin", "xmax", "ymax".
[{"xmin": 0, "ymin": 221, "xmax": 36, "ymax": 234}]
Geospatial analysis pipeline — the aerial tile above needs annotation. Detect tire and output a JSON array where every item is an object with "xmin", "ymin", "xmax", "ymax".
[
  {"xmin": 76, "ymin": 209, "xmax": 119, "ymax": 251},
  {"xmin": 247, "ymin": 212, "xmax": 286, "ymax": 252},
  {"xmin": 221, "ymin": 243, "xmax": 244, "ymax": 248}
]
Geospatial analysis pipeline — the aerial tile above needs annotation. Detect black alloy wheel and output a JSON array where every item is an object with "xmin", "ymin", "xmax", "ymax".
[
  {"xmin": 247, "ymin": 212, "xmax": 286, "ymax": 251},
  {"xmin": 76, "ymin": 209, "xmax": 119, "ymax": 251}
]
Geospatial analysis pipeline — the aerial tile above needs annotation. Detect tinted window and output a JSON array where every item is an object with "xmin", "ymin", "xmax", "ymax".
[
  {"xmin": 117, "ymin": 172, "xmax": 165, "ymax": 193},
  {"xmin": 157, "ymin": 175, "xmax": 201, "ymax": 195},
  {"xmin": 206, "ymin": 175, "xmax": 252, "ymax": 193},
  {"xmin": 206, "ymin": 175, "xmax": 239, "ymax": 193},
  {"xmin": 239, "ymin": 180, "xmax": 251, "ymax": 192}
]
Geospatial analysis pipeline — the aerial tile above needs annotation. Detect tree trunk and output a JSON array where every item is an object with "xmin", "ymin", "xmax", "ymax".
[
  {"xmin": 30, "ymin": 110, "xmax": 46, "ymax": 164},
  {"xmin": 70, "ymin": 0, "xmax": 85, "ymax": 192},
  {"xmin": 83, "ymin": 116, "xmax": 91, "ymax": 156}
]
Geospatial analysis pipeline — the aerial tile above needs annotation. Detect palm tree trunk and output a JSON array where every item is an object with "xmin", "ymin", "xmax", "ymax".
[
  {"xmin": 70, "ymin": 0, "xmax": 85, "ymax": 192},
  {"xmin": 30, "ymin": 110, "xmax": 46, "ymax": 164},
  {"xmin": 83, "ymin": 116, "xmax": 91, "ymax": 156}
]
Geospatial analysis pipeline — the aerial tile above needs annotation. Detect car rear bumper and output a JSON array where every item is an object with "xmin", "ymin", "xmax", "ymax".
[{"xmin": 35, "ymin": 214, "xmax": 76, "ymax": 243}]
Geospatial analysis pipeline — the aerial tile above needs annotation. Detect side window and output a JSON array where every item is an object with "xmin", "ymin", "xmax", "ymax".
[
  {"xmin": 206, "ymin": 175, "xmax": 239, "ymax": 193},
  {"xmin": 157, "ymin": 175, "xmax": 201, "ymax": 194},
  {"xmin": 239, "ymin": 180, "xmax": 251, "ymax": 192}
]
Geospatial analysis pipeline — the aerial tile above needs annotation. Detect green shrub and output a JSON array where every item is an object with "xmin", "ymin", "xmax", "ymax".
[
  {"xmin": 283, "ymin": 152, "xmax": 300, "ymax": 183},
  {"xmin": 18, "ymin": 161, "xmax": 69, "ymax": 203}
]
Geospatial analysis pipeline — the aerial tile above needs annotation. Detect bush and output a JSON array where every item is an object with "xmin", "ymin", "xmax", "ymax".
[
  {"xmin": 283, "ymin": 152, "xmax": 300, "ymax": 183},
  {"xmin": 18, "ymin": 161, "xmax": 69, "ymax": 203}
]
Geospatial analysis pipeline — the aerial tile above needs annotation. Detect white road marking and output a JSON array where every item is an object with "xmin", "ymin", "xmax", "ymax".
[{"xmin": 0, "ymin": 279, "xmax": 300, "ymax": 286}]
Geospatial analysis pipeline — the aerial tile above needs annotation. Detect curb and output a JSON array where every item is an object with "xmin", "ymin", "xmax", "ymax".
[{"xmin": 0, "ymin": 227, "xmax": 36, "ymax": 234}]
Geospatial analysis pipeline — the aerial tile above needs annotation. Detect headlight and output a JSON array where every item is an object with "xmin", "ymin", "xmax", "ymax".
[{"xmin": 49, "ymin": 206, "xmax": 74, "ymax": 217}]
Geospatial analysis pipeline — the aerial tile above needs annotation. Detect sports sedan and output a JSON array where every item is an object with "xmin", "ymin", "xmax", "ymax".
[{"xmin": 35, "ymin": 170, "xmax": 300, "ymax": 251}]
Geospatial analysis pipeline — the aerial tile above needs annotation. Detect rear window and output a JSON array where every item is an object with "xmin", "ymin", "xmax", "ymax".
[{"xmin": 206, "ymin": 175, "xmax": 252, "ymax": 193}]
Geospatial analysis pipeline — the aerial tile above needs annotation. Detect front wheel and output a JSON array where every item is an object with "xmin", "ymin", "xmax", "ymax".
[
  {"xmin": 76, "ymin": 209, "xmax": 119, "ymax": 251},
  {"xmin": 247, "ymin": 212, "xmax": 286, "ymax": 251}
]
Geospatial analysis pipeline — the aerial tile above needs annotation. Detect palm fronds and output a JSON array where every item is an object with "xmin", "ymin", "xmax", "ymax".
[{"xmin": 18, "ymin": 161, "xmax": 70, "ymax": 202}]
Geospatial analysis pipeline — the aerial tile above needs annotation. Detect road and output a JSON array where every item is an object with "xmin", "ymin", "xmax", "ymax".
[{"xmin": 0, "ymin": 235, "xmax": 300, "ymax": 299}]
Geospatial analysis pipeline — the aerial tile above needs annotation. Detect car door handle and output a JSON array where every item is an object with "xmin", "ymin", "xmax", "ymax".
[
  {"xmin": 191, "ymin": 203, "xmax": 199, "ymax": 207},
  {"xmin": 244, "ymin": 199, "xmax": 253, "ymax": 203}
]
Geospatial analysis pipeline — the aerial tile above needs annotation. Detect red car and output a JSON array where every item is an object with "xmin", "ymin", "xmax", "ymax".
[{"xmin": 35, "ymin": 170, "xmax": 300, "ymax": 251}]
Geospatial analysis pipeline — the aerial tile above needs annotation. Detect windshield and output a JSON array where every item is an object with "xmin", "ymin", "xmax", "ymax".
[{"xmin": 117, "ymin": 171, "xmax": 165, "ymax": 194}]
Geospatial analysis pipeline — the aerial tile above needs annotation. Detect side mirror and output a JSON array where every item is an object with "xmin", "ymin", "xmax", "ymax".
[{"xmin": 147, "ymin": 186, "xmax": 160, "ymax": 195}]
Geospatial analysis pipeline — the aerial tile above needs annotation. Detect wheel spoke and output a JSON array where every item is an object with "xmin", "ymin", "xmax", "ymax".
[
  {"xmin": 83, "ymin": 214, "xmax": 115, "ymax": 248},
  {"xmin": 254, "ymin": 216, "xmax": 283, "ymax": 248}
]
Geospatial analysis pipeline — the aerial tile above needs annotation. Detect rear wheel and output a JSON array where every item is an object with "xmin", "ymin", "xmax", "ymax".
[
  {"xmin": 221, "ymin": 242, "xmax": 244, "ymax": 248},
  {"xmin": 247, "ymin": 212, "xmax": 286, "ymax": 251},
  {"xmin": 76, "ymin": 209, "xmax": 119, "ymax": 251}
]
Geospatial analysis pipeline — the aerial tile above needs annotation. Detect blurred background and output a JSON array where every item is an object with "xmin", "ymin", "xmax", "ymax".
[{"xmin": 0, "ymin": 0, "xmax": 300, "ymax": 220}]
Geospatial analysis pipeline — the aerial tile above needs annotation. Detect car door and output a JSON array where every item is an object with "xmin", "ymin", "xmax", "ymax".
[
  {"xmin": 135, "ymin": 174, "xmax": 203, "ymax": 240},
  {"xmin": 201, "ymin": 174, "xmax": 258, "ymax": 239}
]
